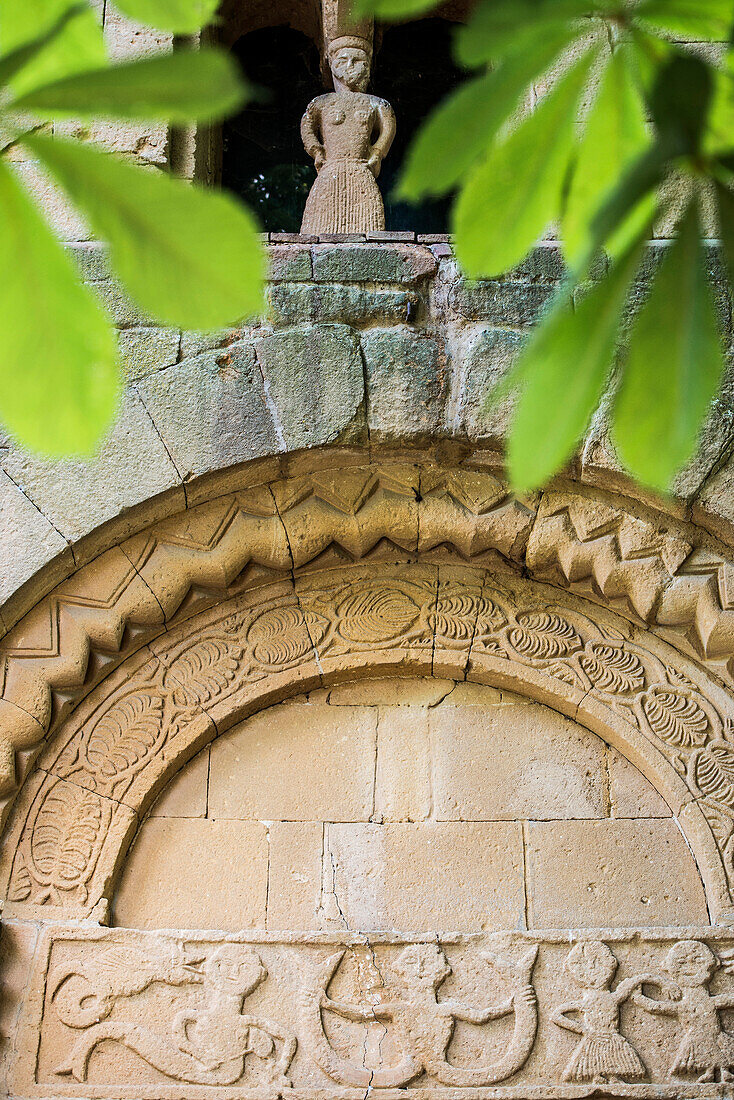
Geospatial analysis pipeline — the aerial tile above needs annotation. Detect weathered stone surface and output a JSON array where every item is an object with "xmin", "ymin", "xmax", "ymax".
[
  {"xmin": 267, "ymin": 244, "xmax": 313, "ymax": 282},
  {"xmin": 328, "ymin": 676, "xmax": 454, "ymax": 705},
  {"xmin": 431, "ymin": 701, "xmax": 608, "ymax": 821},
  {"xmin": 0, "ymin": 469, "xmax": 71, "ymax": 611},
  {"xmin": 326, "ymin": 820, "xmax": 525, "ymax": 930},
  {"xmin": 113, "ymin": 818, "xmax": 268, "ymax": 929},
  {"xmin": 93, "ymin": 277, "xmax": 153, "ymax": 327},
  {"xmin": 118, "ymin": 326, "xmax": 180, "ymax": 380},
  {"xmin": 208, "ymin": 701, "xmax": 377, "ymax": 821},
  {"xmin": 254, "ymin": 324, "xmax": 364, "ymax": 447},
  {"xmin": 361, "ymin": 327, "xmax": 445, "ymax": 438},
  {"xmin": 267, "ymin": 282, "xmax": 414, "ymax": 326},
  {"xmin": 451, "ymin": 278, "xmax": 556, "ymax": 325},
  {"xmin": 1, "ymin": 391, "xmax": 182, "ymax": 548},
  {"xmin": 266, "ymin": 820, "xmax": 323, "ymax": 929},
  {"xmin": 148, "ymin": 750, "xmax": 209, "ymax": 818},
  {"xmin": 374, "ymin": 706, "xmax": 432, "ymax": 821},
  {"xmin": 66, "ymin": 241, "xmax": 111, "ymax": 282},
  {"xmin": 526, "ymin": 819, "xmax": 708, "ymax": 927},
  {"xmin": 458, "ymin": 327, "xmax": 525, "ymax": 440},
  {"xmin": 607, "ymin": 749, "xmax": 672, "ymax": 819},
  {"xmin": 137, "ymin": 341, "xmax": 280, "ymax": 480},
  {"xmin": 312, "ymin": 243, "xmax": 437, "ymax": 283}
]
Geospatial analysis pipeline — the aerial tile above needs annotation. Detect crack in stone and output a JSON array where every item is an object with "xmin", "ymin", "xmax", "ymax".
[{"xmin": 133, "ymin": 384, "xmax": 189, "ymax": 508}]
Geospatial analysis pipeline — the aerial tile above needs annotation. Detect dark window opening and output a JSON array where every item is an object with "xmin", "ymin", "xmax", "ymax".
[
  {"xmin": 374, "ymin": 19, "xmax": 465, "ymax": 233},
  {"xmin": 221, "ymin": 19, "xmax": 467, "ymax": 233},
  {"xmin": 222, "ymin": 27, "xmax": 320, "ymax": 233}
]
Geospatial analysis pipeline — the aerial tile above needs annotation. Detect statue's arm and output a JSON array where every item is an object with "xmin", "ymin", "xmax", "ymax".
[
  {"xmin": 614, "ymin": 973, "xmax": 656, "ymax": 1002},
  {"xmin": 444, "ymin": 998, "xmax": 513, "ymax": 1024},
  {"xmin": 630, "ymin": 987, "xmax": 678, "ymax": 1015},
  {"xmin": 368, "ymin": 99, "xmax": 396, "ymax": 177},
  {"xmin": 550, "ymin": 1003, "xmax": 584, "ymax": 1034},
  {"xmin": 321, "ymin": 994, "xmax": 379, "ymax": 1023},
  {"xmin": 301, "ymin": 99, "xmax": 325, "ymax": 169}
]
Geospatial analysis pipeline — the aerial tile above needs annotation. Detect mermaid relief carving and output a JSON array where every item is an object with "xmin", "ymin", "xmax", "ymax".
[{"xmin": 298, "ymin": 942, "xmax": 539, "ymax": 1087}]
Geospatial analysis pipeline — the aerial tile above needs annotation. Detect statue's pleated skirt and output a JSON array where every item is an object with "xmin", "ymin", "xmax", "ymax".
[{"xmin": 301, "ymin": 158, "xmax": 385, "ymax": 234}]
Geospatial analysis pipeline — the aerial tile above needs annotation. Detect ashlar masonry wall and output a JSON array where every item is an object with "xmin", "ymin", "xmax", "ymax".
[{"xmin": 114, "ymin": 676, "xmax": 706, "ymax": 933}]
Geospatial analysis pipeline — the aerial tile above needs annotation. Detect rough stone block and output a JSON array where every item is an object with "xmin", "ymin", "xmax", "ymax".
[
  {"xmin": 254, "ymin": 324, "xmax": 364, "ymax": 449},
  {"xmin": 459, "ymin": 327, "xmax": 526, "ymax": 440},
  {"xmin": 508, "ymin": 245, "xmax": 568, "ymax": 283},
  {"xmin": 326, "ymin": 821, "xmax": 525, "ymax": 931},
  {"xmin": 0, "ymin": 469, "xmax": 71, "ymax": 609},
  {"xmin": 13, "ymin": 161, "xmax": 90, "ymax": 241},
  {"xmin": 113, "ymin": 818, "xmax": 268, "ymax": 930},
  {"xmin": 451, "ymin": 279, "xmax": 556, "ymax": 325},
  {"xmin": 208, "ymin": 701, "xmax": 377, "ymax": 822},
  {"xmin": 266, "ymin": 283, "xmax": 414, "ymax": 327},
  {"xmin": 431, "ymin": 701, "xmax": 608, "ymax": 821},
  {"xmin": 94, "ymin": 277, "xmax": 153, "ymax": 328},
  {"xmin": 137, "ymin": 340, "xmax": 280, "ymax": 480},
  {"xmin": 526, "ymin": 819, "xmax": 708, "ymax": 927},
  {"xmin": 361, "ymin": 327, "xmax": 445, "ymax": 439},
  {"xmin": 311, "ymin": 244, "xmax": 437, "ymax": 284},
  {"xmin": 267, "ymin": 244, "xmax": 313, "ymax": 282},
  {"xmin": 118, "ymin": 326, "xmax": 180, "ymax": 380},
  {"xmin": 1, "ymin": 390, "xmax": 181, "ymax": 546},
  {"xmin": 66, "ymin": 242, "xmax": 111, "ymax": 281},
  {"xmin": 267, "ymin": 821, "xmax": 323, "ymax": 929},
  {"xmin": 328, "ymin": 677, "xmax": 454, "ymax": 706}
]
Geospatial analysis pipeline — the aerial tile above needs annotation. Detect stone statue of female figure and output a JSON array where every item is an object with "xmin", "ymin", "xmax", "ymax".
[{"xmin": 300, "ymin": 35, "xmax": 396, "ymax": 234}]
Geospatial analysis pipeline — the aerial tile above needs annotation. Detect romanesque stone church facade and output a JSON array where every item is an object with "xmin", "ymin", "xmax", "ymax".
[{"xmin": 3, "ymin": 2, "xmax": 734, "ymax": 1097}]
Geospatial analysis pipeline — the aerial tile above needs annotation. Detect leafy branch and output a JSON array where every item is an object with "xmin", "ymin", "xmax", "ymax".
[
  {"xmin": 0, "ymin": 0, "xmax": 263, "ymax": 455},
  {"xmin": 358, "ymin": 0, "xmax": 734, "ymax": 493}
]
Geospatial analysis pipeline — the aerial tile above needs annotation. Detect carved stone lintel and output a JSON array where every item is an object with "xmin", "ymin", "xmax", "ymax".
[{"xmin": 13, "ymin": 926, "xmax": 734, "ymax": 1097}]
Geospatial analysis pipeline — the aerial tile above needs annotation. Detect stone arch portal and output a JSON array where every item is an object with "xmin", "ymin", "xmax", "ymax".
[{"xmin": 6, "ymin": 453, "xmax": 734, "ymax": 1096}]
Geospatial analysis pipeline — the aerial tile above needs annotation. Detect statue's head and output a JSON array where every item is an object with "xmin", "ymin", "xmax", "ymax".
[
  {"xmin": 204, "ymin": 945, "xmax": 267, "ymax": 995},
  {"xmin": 329, "ymin": 35, "xmax": 371, "ymax": 92},
  {"xmin": 664, "ymin": 940, "xmax": 716, "ymax": 987},
  {"xmin": 393, "ymin": 943, "xmax": 451, "ymax": 990},
  {"xmin": 565, "ymin": 941, "xmax": 618, "ymax": 990}
]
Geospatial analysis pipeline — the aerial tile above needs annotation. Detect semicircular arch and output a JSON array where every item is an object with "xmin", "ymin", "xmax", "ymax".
[{"xmin": 2, "ymin": 556, "xmax": 734, "ymax": 925}]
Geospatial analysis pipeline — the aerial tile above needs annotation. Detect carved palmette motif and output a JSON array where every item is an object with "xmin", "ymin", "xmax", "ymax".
[
  {"xmin": 9, "ymin": 570, "xmax": 734, "ymax": 912},
  {"xmin": 18, "ymin": 928, "xmax": 734, "ymax": 1097}
]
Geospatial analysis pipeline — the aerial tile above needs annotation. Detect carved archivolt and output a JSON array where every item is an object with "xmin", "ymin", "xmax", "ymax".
[
  {"xmin": 3, "ymin": 459, "xmax": 734, "ymax": 922},
  {"xmin": 1, "ymin": 557, "xmax": 733, "ymax": 924}
]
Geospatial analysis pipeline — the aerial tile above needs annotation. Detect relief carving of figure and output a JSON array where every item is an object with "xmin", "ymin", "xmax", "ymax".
[
  {"xmin": 633, "ymin": 939, "xmax": 734, "ymax": 1083},
  {"xmin": 300, "ymin": 35, "xmax": 396, "ymax": 234},
  {"xmin": 551, "ymin": 942, "xmax": 650, "ymax": 1084},
  {"xmin": 50, "ymin": 939, "xmax": 198, "ymax": 1028},
  {"xmin": 57, "ymin": 945, "xmax": 296, "ymax": 1087},
  {"xmin": 299, "ymin": 941, "xmax": 538, "ymax": 1087}
]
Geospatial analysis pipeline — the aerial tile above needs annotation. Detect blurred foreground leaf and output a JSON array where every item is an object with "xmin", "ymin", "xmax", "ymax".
[
  {"xmin": 613, "ymin": 203, "xmax": 724, "ymax": 490},
  {"xmin": 0, "ymin": 157, "xmax": 119, "ymax": 455},
  {"xmin": 397, "ymin": 24, "xmax": 578, "ymax": 201},
  {"xmin": 111, "ymin": 0, "xmax": 221, "ymax": 35},
  {"xmin": 506, "ymin": 241, "xmax": 644, "ymax": 491},
  {"xmin": 564, "ymin": 45, "xmax": 653, "ymax": 265},
  {"xmin": 15, "ymin": 49, "xmax": 248, "ymax": 123},
  {"xmin": 26, "ymin": 132, "xmax": 265, "ymax": 328},
  {"xmin": 453, "ymin": 48, "xmax": 596, "ymax": 277}
]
